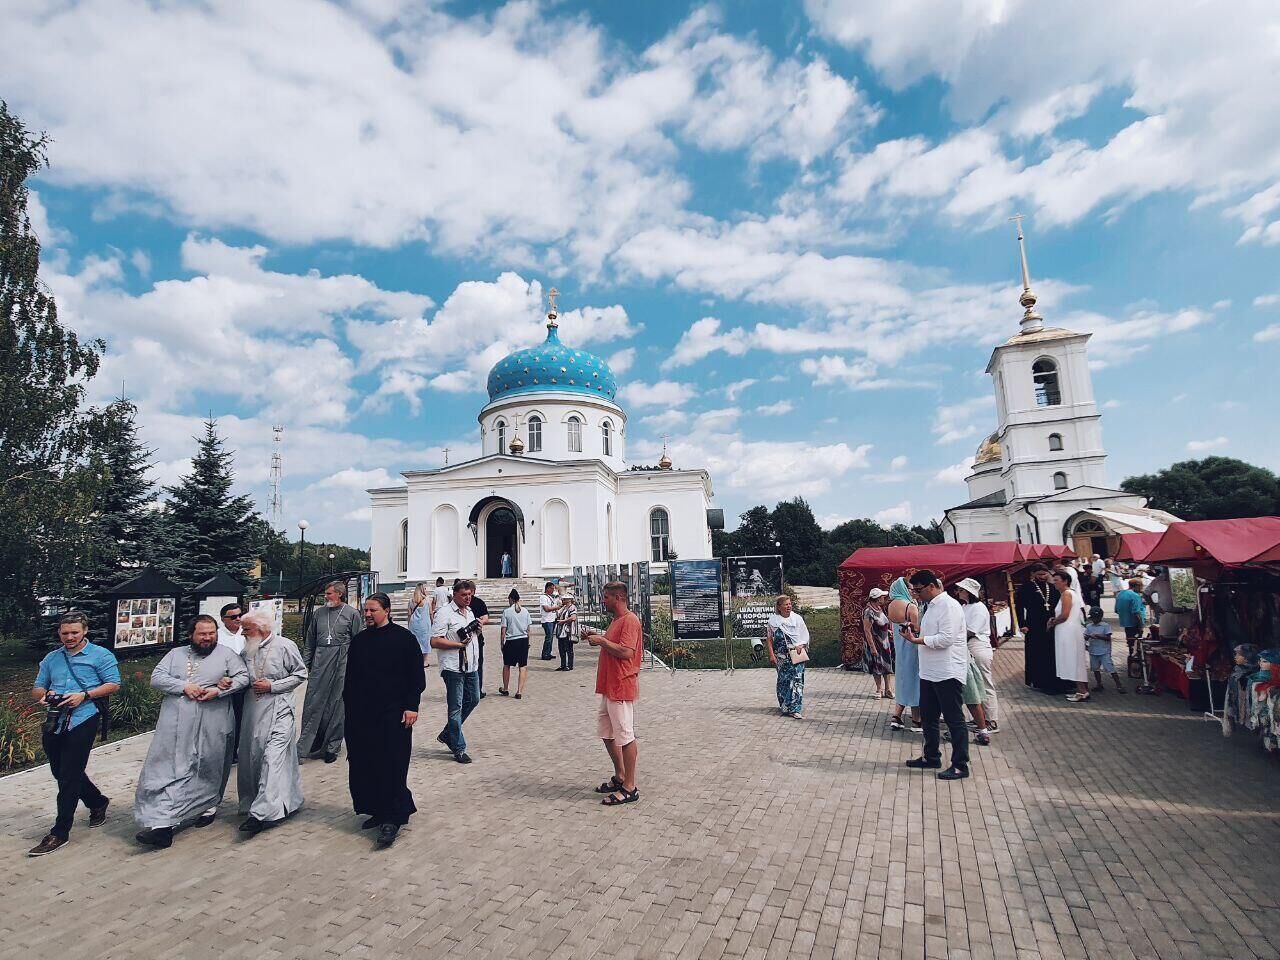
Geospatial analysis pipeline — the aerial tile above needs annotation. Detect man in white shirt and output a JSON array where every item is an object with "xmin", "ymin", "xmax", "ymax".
[
  {"xmin": 430, "ymin": 577, "xmax": 449, "ymax": 620},
  {"xmin": 538, "ymin": 583, "xmax": 560, "ymax": 661},
  {"xmin": 901, "ymin": 569, "xmax": 971, "ymax": 780},
  {"xmin": 1091, "ymin": 554, "xmax": 1105, "ymax": 579},
  {"xmin": 218, "ymin": 603, "xmax": 247, "ymax": 762},
  {"xmin": 430, "ymin": 580, "xmax": 482, "ymax": 764}
]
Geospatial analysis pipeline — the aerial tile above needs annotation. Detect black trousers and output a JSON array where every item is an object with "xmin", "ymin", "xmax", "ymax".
[
  {"xmin": 921, "ymin": 678, "xmax": 970, "ymax": 771},
  {"xmin": 558, "ymin": 635, "xmax": 575, "ymax": 670},
  {"xmin": 42, "ymin": 714, "xmax": 107, "ymax": 838}
]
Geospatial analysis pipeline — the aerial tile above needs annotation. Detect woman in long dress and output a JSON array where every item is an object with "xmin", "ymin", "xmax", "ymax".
[
  {"xmin": 888, "ymin": 577, "xmax": 921, "ymax": 732},
  {"xmin": 861, "ymin": 590, "xmax": 895, "ymax": 700},
  {"xmin": 763, "ymin": 596, "xmax": 810, "ymax": 719},
  {"xmin": 1050, "ymin": 567, "xmax": 1091, "ymax": 702}
]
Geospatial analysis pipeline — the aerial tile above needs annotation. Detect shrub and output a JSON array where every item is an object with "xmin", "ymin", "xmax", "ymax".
[
  {"xmin": 0, "ymin": 697, "xmax": 40, "ymax": 771},
  {"xmin": 111, "ymin": 670, "xmax": 162, "ymax": 730}
]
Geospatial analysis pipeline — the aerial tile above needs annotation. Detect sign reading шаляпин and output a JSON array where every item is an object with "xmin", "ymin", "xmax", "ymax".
[{"xmin": 728, "ymin": 555, "xmax": 784, "ymax": 636}]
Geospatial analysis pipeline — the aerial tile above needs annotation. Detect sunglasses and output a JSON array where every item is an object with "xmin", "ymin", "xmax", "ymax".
[{"xmin": 224, "ymin": 613, "xmax": 242, "ymax": 620}]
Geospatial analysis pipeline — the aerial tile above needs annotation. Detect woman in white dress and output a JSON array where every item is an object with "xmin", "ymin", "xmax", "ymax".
[{"xmin": 1049, "ymin": 567, "xmax": 1091, "ymax": 702}]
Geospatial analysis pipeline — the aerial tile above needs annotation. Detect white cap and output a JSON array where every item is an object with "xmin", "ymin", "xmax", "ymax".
[{"xmin": 868, "ymin": 588, "xmax": 888, "ymax": 600}]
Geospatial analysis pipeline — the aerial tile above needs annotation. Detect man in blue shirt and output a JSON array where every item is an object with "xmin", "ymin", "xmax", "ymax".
[
  {"xmin": 1114, "ymin": 577, "xmax": 1149, "ymax": 655},
  {"xmin": 28, "ymin": 612, "xmax": 121, "ymax": 857}
]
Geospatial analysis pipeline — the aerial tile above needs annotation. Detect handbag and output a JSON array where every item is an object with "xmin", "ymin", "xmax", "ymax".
[{"xmin": 788, "ymin": 645, "xmax": 809, "ymax": 665}]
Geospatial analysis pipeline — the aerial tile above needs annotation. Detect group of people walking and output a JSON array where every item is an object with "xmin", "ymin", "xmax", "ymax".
[{"xmin": 28, "ymin": 577, "xmax": 646, "ymax": 858}]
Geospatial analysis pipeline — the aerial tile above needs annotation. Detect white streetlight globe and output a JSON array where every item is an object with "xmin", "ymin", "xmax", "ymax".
[{"xmin": 298, "ymin": 519, "xmax": 310, "ymax": 531}]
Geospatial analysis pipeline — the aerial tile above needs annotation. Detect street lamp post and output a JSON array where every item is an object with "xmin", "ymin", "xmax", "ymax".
[{"xmin": 298, "ymin": 519, "xmax": 310, "ymax": 589}]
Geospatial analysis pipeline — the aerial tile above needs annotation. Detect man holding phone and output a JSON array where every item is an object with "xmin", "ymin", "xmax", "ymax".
[
  {"xmin": 582, "ymin": 581, "xmax": 643, "ymax": 806},
  {"xmin": 900, "ymin": 569, "xmax": 971, "ymax": 781}
]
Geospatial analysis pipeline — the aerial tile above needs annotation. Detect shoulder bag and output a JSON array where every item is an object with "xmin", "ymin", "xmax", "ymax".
[{"xmin": 58, "ymin": 647, "xmax": 111, "ymax": 742}]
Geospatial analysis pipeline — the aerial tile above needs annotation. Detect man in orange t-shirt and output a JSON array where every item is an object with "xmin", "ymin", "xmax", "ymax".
[{"xmin": 583, "ymin": 580, "xmax": 643, "ymax": 806}]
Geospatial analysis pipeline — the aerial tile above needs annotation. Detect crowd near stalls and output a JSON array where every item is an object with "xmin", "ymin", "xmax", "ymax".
[
  {"xmin": 837, "ymin": 542, "xmax": 1075, "ymax": 669},
  {"xmin": 1117, "ymin": 517, "xmax": 1280, "ymax": 757}
]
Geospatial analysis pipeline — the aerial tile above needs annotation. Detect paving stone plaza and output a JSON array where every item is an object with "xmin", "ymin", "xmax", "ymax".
[{"xmin": 3, "ymin": 634, "xmax": 1279, "ymax": 960}]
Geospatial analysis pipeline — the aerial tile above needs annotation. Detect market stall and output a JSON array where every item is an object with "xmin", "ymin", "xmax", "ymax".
[
  {"xmin": 1126, "ymin": 518, "xmax": 1280, "ymax": 753},
  {"xmin": 837, "ymin": 541, "xmax": 1063, "ymax": 669}
]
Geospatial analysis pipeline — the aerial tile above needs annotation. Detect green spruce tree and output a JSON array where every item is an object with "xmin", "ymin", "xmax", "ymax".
[{"xmin": 158, "ymin": 419, "xmax": 263, "ymax": 594}]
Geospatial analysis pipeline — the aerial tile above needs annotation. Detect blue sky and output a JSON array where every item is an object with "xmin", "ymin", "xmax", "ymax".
[{"xmin": 6, "ymin": 0, "xmax": 1279, "ymax": 546}]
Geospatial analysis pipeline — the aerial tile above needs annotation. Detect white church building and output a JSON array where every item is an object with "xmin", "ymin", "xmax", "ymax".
[
  {"xmin": 943, "ymin": 226, "xmax": 1177, "ymax": 556},
  {"xmin": 368, "ymin": 302, "xmax": 715, "ymax": 591}
]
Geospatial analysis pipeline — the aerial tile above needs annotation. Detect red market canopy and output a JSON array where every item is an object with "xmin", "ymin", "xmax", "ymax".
[
  {"xmin": 1143, "ymin": 517, "xmax": 1280, "ymax": 568},
  {"xmin": 1114, "ymin": 532, "xmax": 1164, "ymax": 562},
  {"xmin": 836, "ymin": 541, "xmax": 1069, "ymax": 669}
]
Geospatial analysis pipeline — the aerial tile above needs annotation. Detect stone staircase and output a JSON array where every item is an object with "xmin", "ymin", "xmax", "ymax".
[{"xmin": 388, "ymin": 577, "xmax": 549, "ymax": 623}]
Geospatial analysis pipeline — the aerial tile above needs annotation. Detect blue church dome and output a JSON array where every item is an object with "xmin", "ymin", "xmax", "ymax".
[{"xmin": 486, "ymin": 322, "xmax": 618, "ymax": 403}]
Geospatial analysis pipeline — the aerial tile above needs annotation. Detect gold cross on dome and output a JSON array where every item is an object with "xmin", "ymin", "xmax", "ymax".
[
  {"xmin": 443, "ymin": 446, "xmax": 450, "ymax": 465},
  {"xmin": 547, "ymin": 287, "xmax": 559, "ymax": 314}
]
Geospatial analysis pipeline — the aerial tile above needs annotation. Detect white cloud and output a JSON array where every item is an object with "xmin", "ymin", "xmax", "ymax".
[
  {"xmin": 807, "ymin": 0, "xmax": 1280, "ymax": 237},
  {"xmin": 932, "ymin": 396, "xmax": 993, "ymax": 445},
  {"xmin": 890, "ymin": 455, "xmax": 909, "ymax": 470},
  {"xmin": 756, "ymin": 400, "xmax": 794, "ymax": 416},
  {"xmin": 618, "ymin": 380, "xmax": 697, "ymax": 409},
  {"xmin": 873, "ymin": 500, "xmax": 912, "ymax": 526},
  {"xmin": 1186, "ymin": 436, "xmax": 1229, "ymax": 453},
  {"xmin": 932, "ymin": 457, "xmax": 976, "ymax": 487},
  {"xmin": 1256, "ymin": 325, "xmax": 1280, "ymax": 343},
  {"xmin": 817, "ymin": 513, "xmax": 852, "ymax": 530},
  {"xmin": 1255, "ymin": 294, "xmax": 1280, "ymax": 308},
  {"xmin": 724, "ymin": 378, "xmax": 757, "ymax": 401},
  {"xmin": 311, "ymin": 468, "xmax": 398, "ymax": 491},
  {"xmin": 1102, "ymin": 399, "xmax": 1123, "ymax": 409},
  {"xmin": 607, "ymin": 348, "xmax": 636, "ymax": 374}
]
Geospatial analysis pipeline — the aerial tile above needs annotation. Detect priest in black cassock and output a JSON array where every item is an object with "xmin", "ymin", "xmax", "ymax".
[
  {"xmin": 1016, "ymin": 563, "xmax": 1063, "ymax": 693},
  {"xmin": 342, "ymin": 592, "xmax": 426, "ymax": 849}
]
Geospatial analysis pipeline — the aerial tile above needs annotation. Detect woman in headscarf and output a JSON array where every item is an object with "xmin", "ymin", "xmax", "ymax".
[
  {"xmin": 1050, "ymin": 567, "xmax": 1091, "ymax": 702},
  {"xmin": 888, "ymin": 577, "xmax": 922, "ymax": 732},
  {"xmin": 407, "ymin": 583, "xmax": 432, "ymax": 667},
  {"xmin": 861, "ymin": 588, "xmax": 895, "ymax": 700},
  {"xmin": 764, "ymin": 595, "xmax": 810, "ymax": 719}
]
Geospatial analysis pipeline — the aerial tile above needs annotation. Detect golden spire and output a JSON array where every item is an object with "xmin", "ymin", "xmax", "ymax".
[
  {"xmin": 546, "ymin": 286, "xmax": 559, "ymax": 328},
  {"xmin": 1009, "ymin": 213, "xmax": 1043, "ymax": 334},
  {"xmin": 658, "ymin": 435, "xmax": 672, "ymax": 470}
]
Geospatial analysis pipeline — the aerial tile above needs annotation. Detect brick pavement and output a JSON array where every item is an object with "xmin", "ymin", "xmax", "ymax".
[{"xmin": 2, "ymin": 631, "xmax": 1279, "ymax": 960}]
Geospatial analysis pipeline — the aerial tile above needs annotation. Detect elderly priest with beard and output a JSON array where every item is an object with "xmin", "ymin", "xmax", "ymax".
[
  {"xmin": 343, "ymin": 592, "xmax": 425, "ymax": 849},
  {"xmin": 135, "ymin": 615, "xmax": 249, "ymax": 849},
  {"xmin": 236, "ymin": 609, "xmax": 308, "ymax": 835}
]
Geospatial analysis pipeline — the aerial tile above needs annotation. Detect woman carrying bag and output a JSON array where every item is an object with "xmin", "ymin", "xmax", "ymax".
[{"xmin": 764, "ymin": 595, "xmax": 810, "ymax": 719}]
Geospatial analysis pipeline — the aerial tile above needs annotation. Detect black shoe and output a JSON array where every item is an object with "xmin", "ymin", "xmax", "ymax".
[
  {"xmin": 375, "ymin": 824, "xmax": 400, "ymax": 848},
  {"xmin": 323, "ymin": 752, "xmax": 338, "ymax": 764},
  {"xmin": 514, "ymin": 693, "xmax": 522, "ymax": 700},
  {"xmin": 555, "ymin": 666, "xmax": 568, "ymax": 671},
  {"xmin": 27, "ymin": 834, "xmax": 68, "ymax": 857},
  {"xmin": 905, "ymin": 757, "xmax": 941, "ymax": 769},
  {"xmin": 436, "ymin": 733, "xmax": 451, "ymax": 751},
  {"xmin": 937, "ymin": 766, "xmax": 970, "ymax": 781},
  {"xmin": 193, "ymin": 812, "xmax": 216, "ymax": 828},
  {"xmin": 479, "ymin": 691, "xmax": 487, "ymax": 699},
  {"xmin": 541, "ymin": 655, "xmax": 555, "ymax": 661},
  {"xmin": 135, "ymin": 827, "xmax": 173, "ymax": 849},
  {"xmin": 238, "ymin": 817, "xmax": 267, "ymax": 834},
  {"xmin": 498, "ymin": 688, "xmax": 509, "ymax": 696},
  {"xmin": 88, "ymin": 798, "xmax": 110, "ymax": 828},
  {"xmin": 453, "ymin": 751, "xmax": 472, "ymax": 764},
  {"xmin": 361, "ymin": 817, "xmax": 383, "ymax": 830}
]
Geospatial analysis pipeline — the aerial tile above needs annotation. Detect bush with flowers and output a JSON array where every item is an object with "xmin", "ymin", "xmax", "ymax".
[{"xmin": 0, "ymin": 697, "xmax": 40, "ymax": 771}]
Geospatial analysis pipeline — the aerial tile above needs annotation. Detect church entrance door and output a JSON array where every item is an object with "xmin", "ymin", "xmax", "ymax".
[{"xmin": 485, "ymin": 506, "xmax": 519, "ymax": 578}]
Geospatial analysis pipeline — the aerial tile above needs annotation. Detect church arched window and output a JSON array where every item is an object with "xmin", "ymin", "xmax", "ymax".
[
  {"xmin": 649, "ymin": 507, "xmax": 670, "ymax": 562},
  {"xmin": 399, "ymin": 518, "xmax": 408, "ymax": 574},
  {"xmin": 527, "ymin": 415, "xmax": 542, "ymax": 452},
  {"xmin": 567, "ymin": 415, "xmax": 582, "ymax": 453},
  {"xmin": 601, "ymin": 419, "xmax": 613, "ymax": 457},
  {"xmin": 1053, "ymin": 471, "xmax": 1068, "ymax": 490},
  {"xmin": 1048, "ymin": 433, "xmax": 1064, "ymax": 451},
  {"xmin": 496, "ymin": 419, "xmax": 506, "ymax": 454},
  {"xmin": 1032, "ymin": 358, "xmax": 1061, "ymax": 407}
]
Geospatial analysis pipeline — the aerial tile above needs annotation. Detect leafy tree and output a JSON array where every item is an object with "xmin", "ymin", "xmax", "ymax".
[
  {"xmin": 1120, "ymin": 457, "xmax": 1280, "ymax": 521},
  {"xmin": 0, "ymin": 101, "xmax": 107, "ymax": 635},
  {"xmin": 156, "ymin": 419, "xmax": 263, "ymax": 593},
  {"xmin": 771, "ymin": 497, "xmax": 824, "ymax": 570}
]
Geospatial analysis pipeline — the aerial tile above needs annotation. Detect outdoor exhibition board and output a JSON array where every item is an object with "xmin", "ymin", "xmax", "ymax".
[
  {"xmin": 670, "ymin": 559, "xmax": 724, "ymax": 641},
  {"xmin": 727, "ymin": 555, "xmax": 783, "ymax": 636},
  {"xmin": 103, "ymin": 566, "xmax": 186, "ymax": 652}
]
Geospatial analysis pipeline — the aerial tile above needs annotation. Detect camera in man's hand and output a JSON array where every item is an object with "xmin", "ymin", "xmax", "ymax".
[
  {"xmin": 42, "ymin": 693, "xmax": 71, "ymax": 736},
  {"xmin": 454, "ymin": 619, "xmax": 483, "ymax": 645}
]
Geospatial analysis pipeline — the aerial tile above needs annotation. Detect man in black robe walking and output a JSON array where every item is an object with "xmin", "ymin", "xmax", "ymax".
[
  {"xmin": 1017, "ymin": 563, "xmax": 1063, "ymax": 693},
  {"xmin": 342, "ymin": 592, "xmax": 425, "ymax": 849}
]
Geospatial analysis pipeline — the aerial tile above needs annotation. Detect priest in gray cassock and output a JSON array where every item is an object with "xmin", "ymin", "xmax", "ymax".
[
  {"xmin": 298, "ymin": 580, "xmax": 363, "ymax": 763},
  {"xmin": 236, "ymin": 610, "xmax": 308, "ymax": 834},
  {"xmin": 135, "ymin": 614, "xmax": 249, "ymax": 849}
]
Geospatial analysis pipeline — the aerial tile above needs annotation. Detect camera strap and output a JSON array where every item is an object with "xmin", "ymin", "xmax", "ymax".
[{"xmin": 56, "ymin": 647, "xmax": 102, "ymax": 738}]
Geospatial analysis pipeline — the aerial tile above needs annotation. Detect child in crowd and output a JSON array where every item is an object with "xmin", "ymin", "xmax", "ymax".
[{"xmin": 1085, "ymin": 607, "xmax": 1126, "ymax": 693}]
